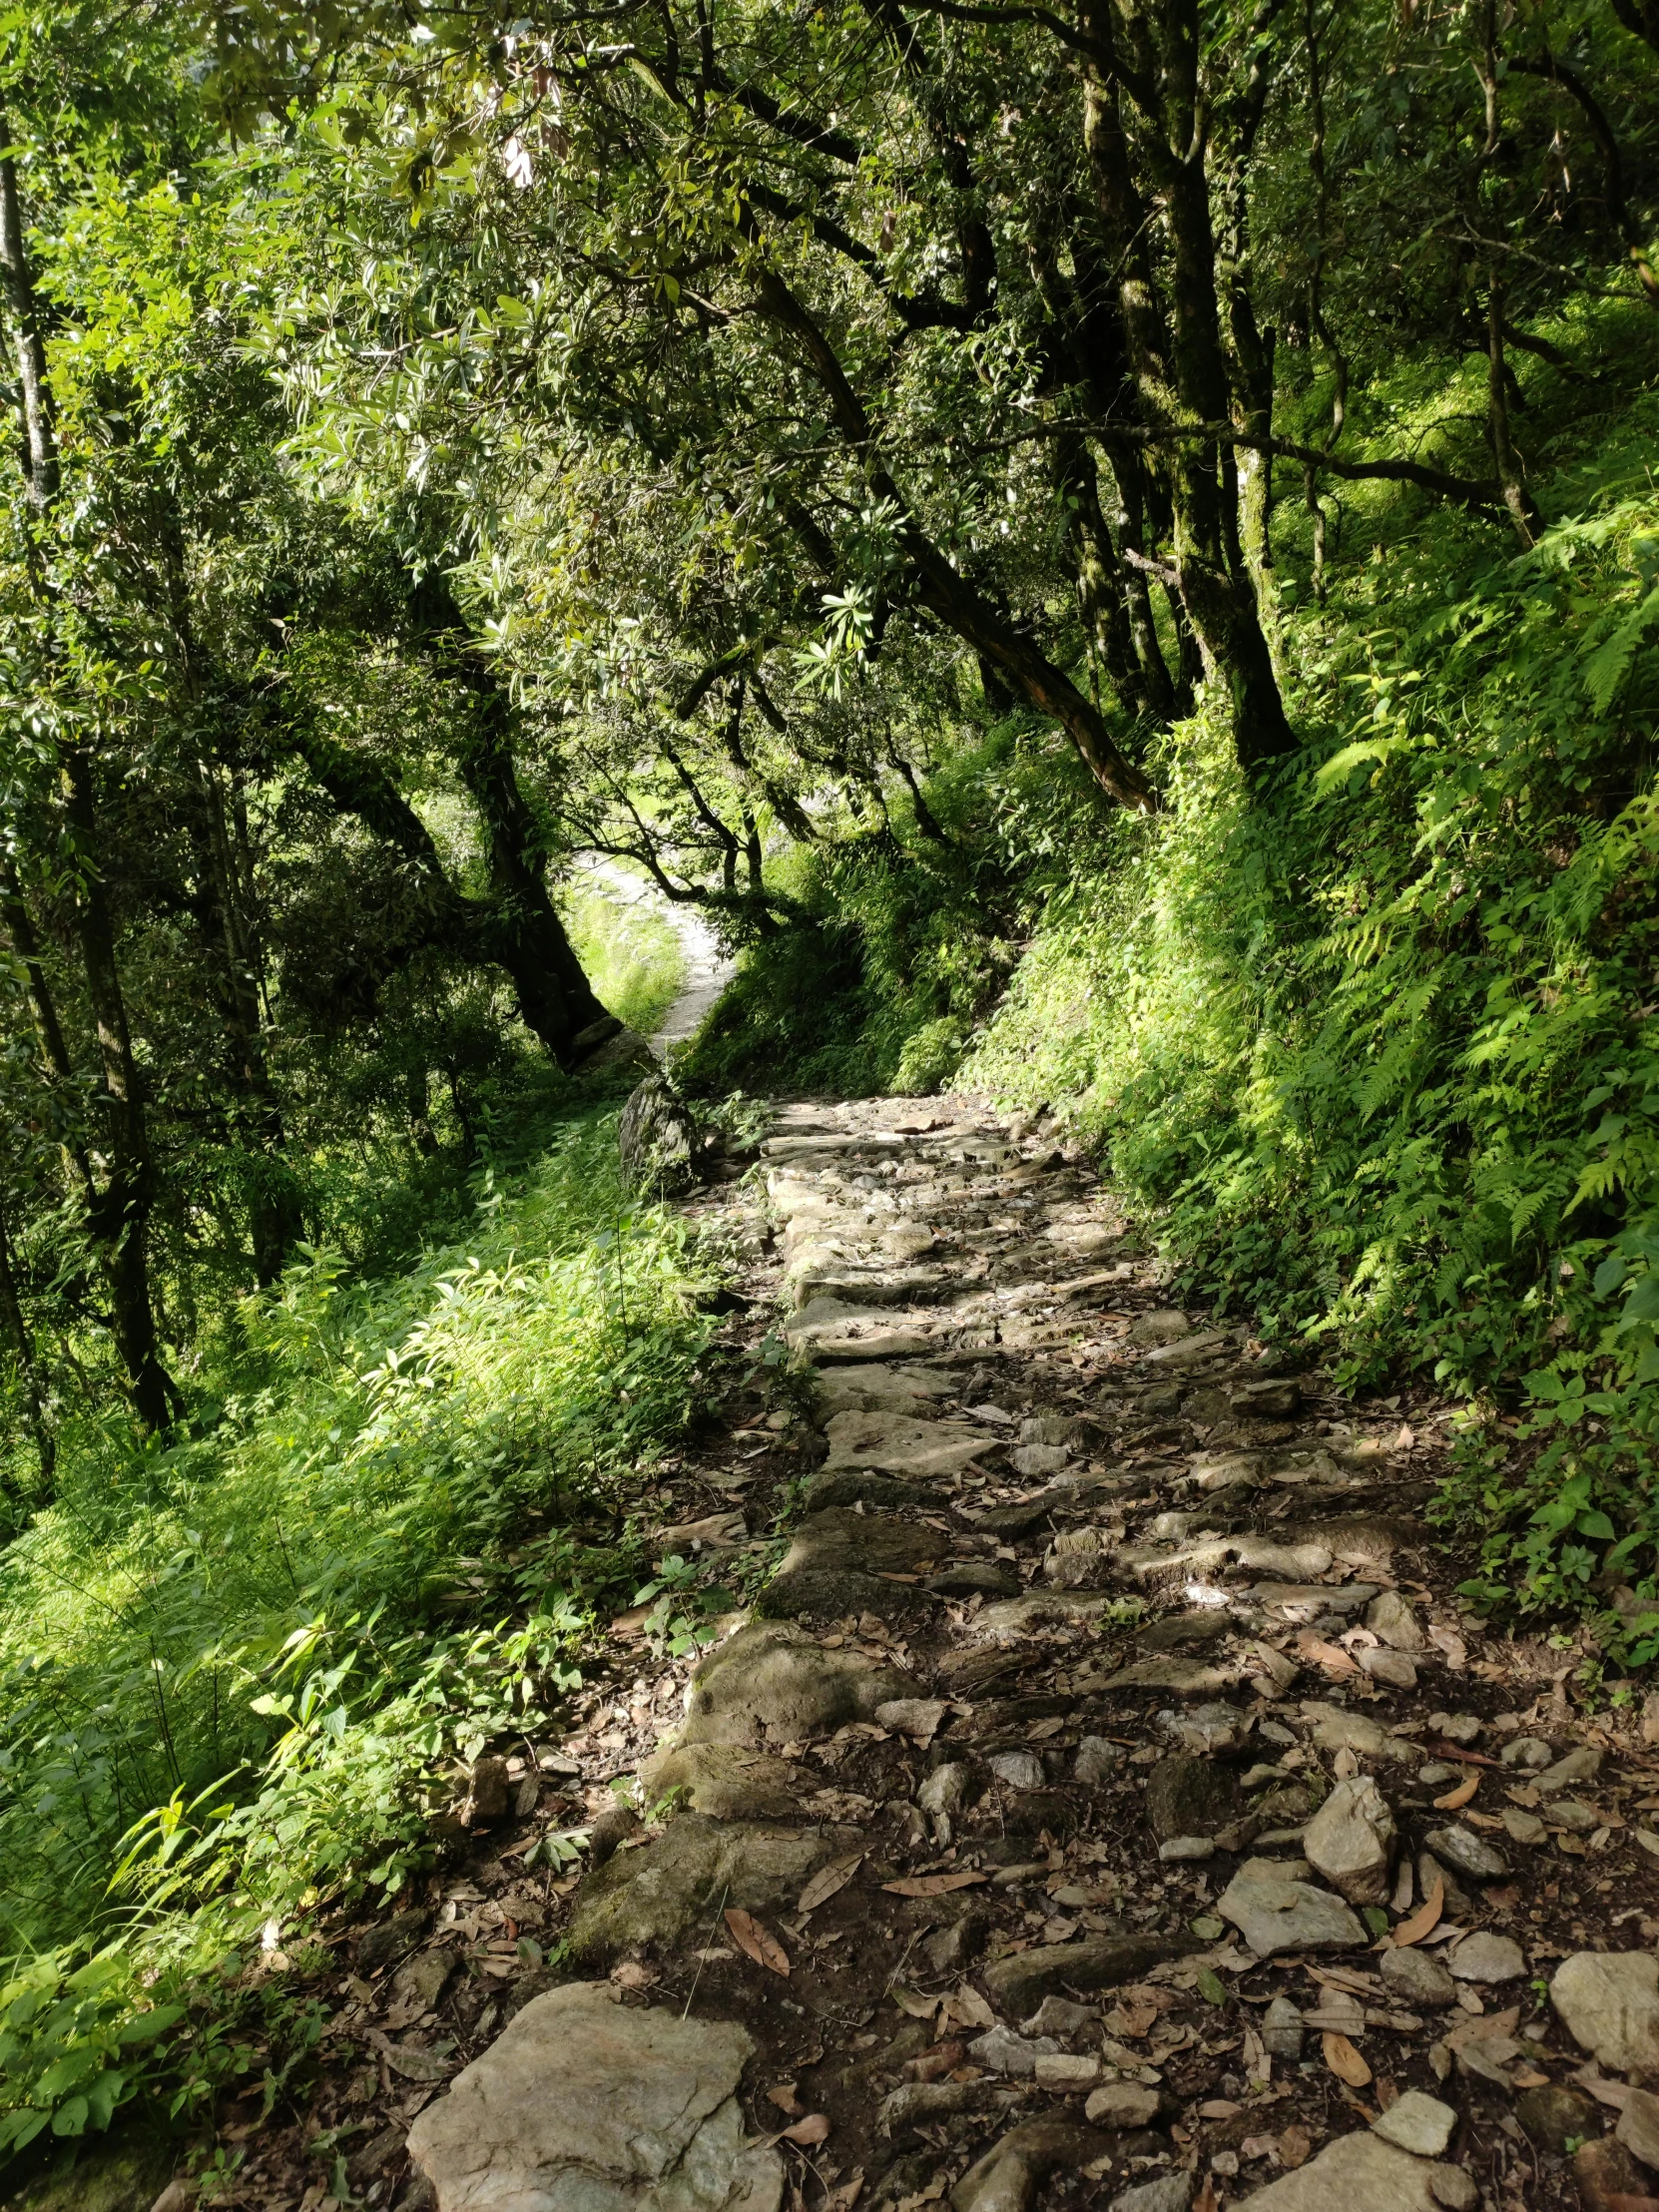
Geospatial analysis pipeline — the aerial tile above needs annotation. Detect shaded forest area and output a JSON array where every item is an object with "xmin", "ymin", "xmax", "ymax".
[{"xmin": 0, "ymin": 0, "xmax": 1658, "ymax": 2167}]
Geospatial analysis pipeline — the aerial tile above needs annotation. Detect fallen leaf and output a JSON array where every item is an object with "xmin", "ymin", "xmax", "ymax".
[
  {"xmin": 1512, "ymin": 2068, "xmax": 1550, "ymax": 2089},
  {"xmin": 1433, "ymin": 1773, "xmax": 1479, "ymax": 1811},
  {"xmin": 1199, "ymin": 2099, "xmax": 1242, "ymax": 2119},
  {"xmin": 880, "ymin": 1871, "xmax": 988, "ymax": 1898},
  {"xmin": 1193, "ymin": 2182, "xmax": 1219, "ymax": 2212},
  {"xmin": 767, "ymin": 2084, "xmax": 805, "ymax": 2116},
  {"xmin": 1295, "ymin": 1631, "xmax": 1359, "ymax": 1673},
  {"xmin": 783, "ymin": 2115, "xmax": 831, "ymax": 2146},
  {"xmin": 1279, "ymin": 2124, "xmax": 1313, "ymax": 2169},
  {"xmin": 825, "ymin": 2172, "xmax": 864, "ymax": 2212},
  {"xmin": 1389, "ymin": 1877, "xmax": 1444, "ymax": 1947},
  {"xmin": 725, "ymin": 1908, "xmax": 790, "ymax": 1976},
  {"xmin": 1323, "ymin": 2031, "xmax": 1373, "ymax": 2088},
  {"xmin": 889, "ymin": 1984, "xmax": 937, "ymax": 2019},
  {"xmin": 799, "ymin": 1855, "xmax": 862, "ymax": 1913},
  {"xmin": 1602, "ymin": 2198, "xmax": 1659, "ymax": 2212},
  {"xmin": 942, "ymin": 1984, "xmax": 994, "ymax": 2029},
  {"xmin": 1636, "ymin": 1830, "xmax": 1659, "ymax": 1860}
]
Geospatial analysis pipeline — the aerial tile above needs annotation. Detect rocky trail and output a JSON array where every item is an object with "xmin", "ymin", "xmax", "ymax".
[{"xmin": 220, "ymin": 1095, "xmax": 1659, "ymax": 2212}]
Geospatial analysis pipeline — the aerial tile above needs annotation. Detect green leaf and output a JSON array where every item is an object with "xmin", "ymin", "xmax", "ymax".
[{"xmin": 1194, "ymin": 1968, "xmax": 1227, "ymax": 2005}]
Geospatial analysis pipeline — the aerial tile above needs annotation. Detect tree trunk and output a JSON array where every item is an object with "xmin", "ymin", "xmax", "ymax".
[
  {"xmin": 63, "ymin": 753, "xmax": 175, "ymax": 1434},
  {"xmin": 1078, "ymin": 14, "xmax": 1296, "ymax": 773},
  {"xmin": 0, "ymin": 1181, "xmax": 54, "ymax": 1488}
]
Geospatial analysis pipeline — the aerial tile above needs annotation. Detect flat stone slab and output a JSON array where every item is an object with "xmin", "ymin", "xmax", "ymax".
[
  {"xmin": 784, "ymin": 1298, "xmax": 944, "ymax": 1361},
  {"xmin": 1105, "ymin": 1656, "xmax": 1242, "ymax": 1696},
  {"xmin": 567, "ymin": 1815, "xmax": 856, "ymax": 1957},
  {"xmin": 680, "ymin": 1619, "xmax": 921, "ymax": 1745},
  {"xmin": 406, "ymin": 1983, "xmax": 783, "ymax": 2212},
  {"xmin": 1233, "ymin": 2128, "xmax": 1467, "ymax": 2209},
  {"xmin": 823, "ymin": 1409, "xmax": 999, "ymax": 1476}
]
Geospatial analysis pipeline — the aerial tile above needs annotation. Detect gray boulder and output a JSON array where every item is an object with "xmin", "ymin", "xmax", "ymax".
[
  {"xmin": 619, "ymin": 1074, "xmax": 703, "ymax": 1194},
  {"xmin": 406, "ymin": 1983, "xmax": 783, "ymax": 2212}
]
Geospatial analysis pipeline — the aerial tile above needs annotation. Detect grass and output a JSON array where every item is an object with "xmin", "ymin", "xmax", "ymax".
[
  {"xmin": 561, "ymin": 871, "xmax": 687, "ymax": 1037},
  {"xmin": 0, "ymin": 1110, "xmax": 724, "ymax": 2155}
]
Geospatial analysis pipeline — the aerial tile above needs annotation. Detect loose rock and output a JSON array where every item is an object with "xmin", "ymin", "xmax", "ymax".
[
  {"xmin": 1552, "ymin": 1950, "xmax": 1659, "ymax": 2078},
  {"xmin": 1108, "ymin": 2181, "xmax": 1192, "ymax": 2212},
  {"xmin": 1616, "ymin": 2085, "xmax": 1659, "ymax": 2172},
  {"xmin": 1381, "ymin": 1946, "xmax": 1456, "ymax": 2009},
  {"xmin": 1217, "ymin": 1857, "xmax": 1367, "ymax": 1956},
  {"xmin": 1371, "ymin": 2090, "xmax": 1457, "ymax": 2158},
  {"xmin": 1231, "ymin": 2129, "xmax": 1467, "ymax": 2209},
  {"xmin": 1303, "ymin": 1775, "xmax": 1396, "ymax": 1905},
  {"xmin": 1422, "ymin": 1824, "xmax": 1508, "ymax": 1882},
  {"xmin": 1366, "ymin": 1590, "xmax": 1425, "ymax": 1651},
  {"xmin": 405, "ymin": 1984, "xmax": 782, "ymax": 2212},
  {"xmin": 1446, "ymin": 1931, "xmax": 1525, "ymax": 1984},
  {"xmin": 1084, "ymin": 2083, "xmax": 1163, "ymax": 2130}
]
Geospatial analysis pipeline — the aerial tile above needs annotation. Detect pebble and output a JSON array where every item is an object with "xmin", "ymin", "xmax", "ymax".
[
  {"xmin": 1535, "ymin": 1744, "xmax": 1603, "ymax": 1795},
  {"xmin": 1427, "ymin": 1712, "xmax": 1482, "ymax": 1745},
  {"xmin": 1358, "ymin": 1645, "xmax": 1417, "ymax": 1690},
  {"xmin": 1261, "ymin": 1994, "xmax": 1306, "ymax": 2058},
  {"xmin": 1447, "ymin": 1932, "xmax": 1526, "ymax": 1984},
  {"xmin": 1550, "ymin": 1797, "xmax": 1599, "ymax": 1835},
  {"xmin": 1498, "ymin": 1735, "xmax": 1553, "ymax": 1770},
  {"xmin": 1084, "ymin": 2082, "xmax": 1163, "ymax": 2129},
  {"xmin": 1381, "ymin": 1945, "xmax": 1457, "ymax": 2008},
  {"xmin": 1423, "ymin": 1824, "xmax": 1509, "ymax": 1881},
  {"xmin": 989, "ymin": 1750, "xmax": 1047, "ymax": 1792},
  {"xmin": 1303, "ymin": 1774, "xmax": 1397, "ymax": 1905},
  {"xmin": 1158, "ymin": 1836, "xmax": 1215, "ymax": 1862},
  {"xmin": 1371, "ymin": 2089, "xmax": 1457, "ymax": 2157},
  {"xmin": 1501, "ymin": 1807, "xmax": 1546, "ymax": 1846},
  {"xmin": 1033, "ymin": 2052, "xmax": 1099, "ymax": 2088},
  {"xmin": 1553, "ymin": 1950, "xmax": 1659, "ymax": 2077},
  {"xmin": 1366, "ymin": 1589, "xmax": 1425, "ymax": 1651},
  {"xmin": 1415, "ymin": 1763, "xmax": 1458, "ymax": 1788}
]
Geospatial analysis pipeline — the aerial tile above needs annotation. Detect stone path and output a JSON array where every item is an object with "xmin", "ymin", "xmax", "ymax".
[{"xmin": 232, "ymin": 1094, "xmax": 1659, "ymax": 2212}]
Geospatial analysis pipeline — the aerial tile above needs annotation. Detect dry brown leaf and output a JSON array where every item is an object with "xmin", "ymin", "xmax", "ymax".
[
  {"xmin": 1389, "ymin": 1876, "xmax": 1444, "ymax": 1947},
  {"xmin": 1193, "ymin": 2181, "xmax": 1220, "ymax": 2212},
  {"xmin": 799, "ymin": 1854, "xmax": 863, "ymax": 1914},
  {"xmin": 767, "ymin": 2084, "xmax": 805, "ymax": 2116},
  {"xmin": 1512, "ymin": 2068, "xmax": 1550, "ymax": 2089},
  {"xmin": 880, "ymin": 1870, "xmax": 988, "ymax": 1898},
  {"xmin": 941, "ymin": 1984, "xmax": 995, "ymax": 2029},
  {"xmin": 782, "ymin": 2115, "xmax": 831, "ymax": 2146},
  {"xmin": 725, "ymin": 1908, "xmax": 790, "ymax": 1976},
  {"xmin": 1322, "ymin": 2031, "xmax": 1373, "ymax": 2088},
  {"xmin": 1279, "ymin": 2124, "xmax": 1313, "ymax": 2170},
  {"xmin": 890, "ymin": 1984, "xmax": 938, "ymax": 2019},
  {"xmin": 1602, "ymin": 2198, "xmax": 1659, "ymax": 2212},
  {"xmin": 824, "ymin": 2172, "xmax": 863, "ymax": 2212},
  {"xmin": 1295, "ymin": 1632, "xmax": 1359, "ymax": 1674},
  {"xmin": 1433, "ymin": 1773, "xmax": 1479, "ymax": 1811}
]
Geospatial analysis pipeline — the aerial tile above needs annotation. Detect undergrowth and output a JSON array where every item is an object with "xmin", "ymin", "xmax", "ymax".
[{"xmin": 0, "ymin": 1112, "xmax": 722, "ymax": 2156}]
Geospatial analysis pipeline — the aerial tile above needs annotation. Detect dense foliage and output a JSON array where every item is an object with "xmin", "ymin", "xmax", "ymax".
[{"xmin": 0, "ymin": 0, "xmax": 1657, "ymax": 2163}]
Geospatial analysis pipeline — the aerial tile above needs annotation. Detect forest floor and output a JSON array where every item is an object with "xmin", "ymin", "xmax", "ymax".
[{"xmin": 207, "ymin": 1095, "xmax": 1659, "ymax": 2212}]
